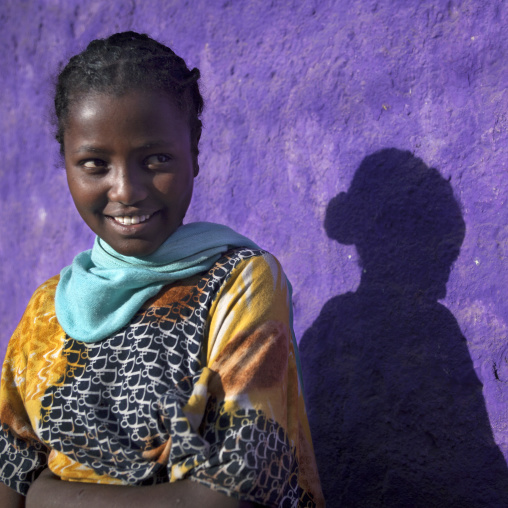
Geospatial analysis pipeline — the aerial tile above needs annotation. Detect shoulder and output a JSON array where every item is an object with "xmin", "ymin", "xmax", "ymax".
[
  {"xmin": 210, "ymin": 248, "xmax": 291, "ymax": 312},
  {"xmin": 18, "ymin": 275, "xmax": 61, "ymax": 321},
  {"xmin": 29, "ymin": 275, "xmax": 60, "ymax": 306},
  {"xmin": 7, "ymin": 275, "xmax": 62, "ymax": 352},
  {"xmin": 214, "ymin": 247, "xmax": 288, "ymax": 291},
  {"xmin": 11, "ymin": 275, "xmax": 60, "ymax": 323}
]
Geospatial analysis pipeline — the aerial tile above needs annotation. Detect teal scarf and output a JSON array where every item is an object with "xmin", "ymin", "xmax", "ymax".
[{"xmin": 55, "ymin": 222, "xmax": 259, "ymax": 343}]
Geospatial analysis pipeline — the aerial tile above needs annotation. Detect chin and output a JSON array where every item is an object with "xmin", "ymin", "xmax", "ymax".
[{"xmin": 106, "ymin": 239, "xmax": 164, "ymax": 257}]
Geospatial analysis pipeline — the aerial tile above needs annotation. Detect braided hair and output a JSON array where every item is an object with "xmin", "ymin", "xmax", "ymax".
[{"xmin": 54, "ymin": 31, "xmax": 203, "ymax": 157}]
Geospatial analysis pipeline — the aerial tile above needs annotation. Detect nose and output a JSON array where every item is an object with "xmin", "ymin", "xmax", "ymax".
[{"xmin": 107, "ymin": 163, "xmax": 148, "ymax": 205}]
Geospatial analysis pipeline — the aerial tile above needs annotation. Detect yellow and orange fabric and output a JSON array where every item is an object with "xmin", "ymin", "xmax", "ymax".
[{"xmin": 0, "ymin": 248, "xmax": 324, "ymax": 507}]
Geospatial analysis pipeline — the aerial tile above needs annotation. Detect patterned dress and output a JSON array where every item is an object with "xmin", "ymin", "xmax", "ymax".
[{"xmin": 0, "ymin": 248, "xmax": 324, "ymax": 507}]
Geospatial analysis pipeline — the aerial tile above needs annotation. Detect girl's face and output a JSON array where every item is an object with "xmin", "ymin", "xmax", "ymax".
[{"xmin": 63, "ymin": 90, "xmax": 198, "ymax": 257}]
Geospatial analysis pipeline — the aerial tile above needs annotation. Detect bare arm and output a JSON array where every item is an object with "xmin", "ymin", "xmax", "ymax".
[
  {"xmin": 26, "ymin": 469, "xmax": 259, "ymax": 508},
  {"xmin": 0, "ymin": 482, "xmax": 25, "ymax": 508}
]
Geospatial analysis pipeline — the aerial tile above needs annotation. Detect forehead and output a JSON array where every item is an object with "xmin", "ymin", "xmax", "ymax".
[{"xmin": 64, "ymin": 90, "xmax": 191, "ymax": 148}]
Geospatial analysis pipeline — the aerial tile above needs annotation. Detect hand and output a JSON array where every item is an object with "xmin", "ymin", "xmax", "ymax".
[
  {"xmin": 0, "ymin": 482, "xmax": 25, "ymax": 508},
  {"xmin": 26, "ymin": 468, "xmax": 257, "ymax": 508},
  {"xmin": 25, "ymin": 468, "xmax": 58, "ymax": 508}
]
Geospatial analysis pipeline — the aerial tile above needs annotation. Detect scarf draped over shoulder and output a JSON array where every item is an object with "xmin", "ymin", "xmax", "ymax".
[{"xmin": 55, "ymin": 222, "xmax": 259, "ymax": 343}]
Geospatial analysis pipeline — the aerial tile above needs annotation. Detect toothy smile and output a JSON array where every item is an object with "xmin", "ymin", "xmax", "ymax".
[{"xmin": 112, "ymin": 214, "xmax": 152, "ymax": 225}]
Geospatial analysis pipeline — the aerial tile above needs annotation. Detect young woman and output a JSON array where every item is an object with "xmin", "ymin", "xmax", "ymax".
[{"xmin": 0, "ymin": 32, "xmax": 324, "ymax": 508}]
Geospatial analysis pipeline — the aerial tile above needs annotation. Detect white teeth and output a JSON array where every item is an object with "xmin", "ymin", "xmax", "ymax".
[{"xmin": 113, "ymin": 214, "xmax": 151, "ymax": 225}]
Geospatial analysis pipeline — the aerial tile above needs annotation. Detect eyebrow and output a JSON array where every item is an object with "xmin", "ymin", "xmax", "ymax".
[
  {"xmin": 72, "ymin": 145, "xmax": 110, "ymax": 155},
  {"xmin": 71, "ymin": 141, "xmax": 172, "ymax": 155},
  {"xmin": 139, "ymin": 140, "xmax": 173, "ymax": 149}
]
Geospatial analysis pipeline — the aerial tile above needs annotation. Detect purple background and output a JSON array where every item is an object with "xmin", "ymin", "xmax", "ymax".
[{"xmin": 1, "ymin": 0, "xmax": 507, "ymax": 505}]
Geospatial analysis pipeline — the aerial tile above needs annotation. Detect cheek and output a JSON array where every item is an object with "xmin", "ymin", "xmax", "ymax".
[
  {"xmin": 178, "ymin": 175, "xmax": 195, "ymax": 210},
  {"xmin": 156, "ymin": 172, "xmax": 195, "ymax": 204},
  {"xmin": 66, "ymin": 175, "xmax": 104, "ymax": 211}
]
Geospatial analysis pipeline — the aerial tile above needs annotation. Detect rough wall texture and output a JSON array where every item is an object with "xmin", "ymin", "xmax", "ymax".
[{"xmin": 0, "ymin": 0, "xmax": 506, "ymax": 506}]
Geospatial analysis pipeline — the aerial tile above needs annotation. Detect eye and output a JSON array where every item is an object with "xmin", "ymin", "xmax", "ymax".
[
  {"xmin": 145, "ymin": 154, "xmax": 171, "ymax": 170},
  {"xmin": 81, "ymin": 159, "xmax": 107, "ymax": 170}
]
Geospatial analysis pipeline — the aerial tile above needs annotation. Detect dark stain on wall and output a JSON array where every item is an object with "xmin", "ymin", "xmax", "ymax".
[{"xmin": 300, "ymin": 148, "xmax": 508, "ymax": 507}]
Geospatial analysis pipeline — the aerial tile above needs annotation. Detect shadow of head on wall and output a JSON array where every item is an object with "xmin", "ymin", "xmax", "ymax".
[
  {"xmin": 326, "ymin": 147, "xmax": 465, "ymax": 302},
  {"xmin": 300, "ymin": 148, "xmax": 508, "ymax": 507}
]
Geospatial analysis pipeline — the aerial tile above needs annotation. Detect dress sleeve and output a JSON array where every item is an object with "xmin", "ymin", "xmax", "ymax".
[
  {"xmin": 164, "ymin": 252, "xmax": 323, "ymax": 507},
  {"xmin": 0, "ymin": 281, "xmax": 56, "ymax": 495}
]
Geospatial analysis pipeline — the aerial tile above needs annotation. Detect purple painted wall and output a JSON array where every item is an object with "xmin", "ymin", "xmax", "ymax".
[{"xmin": 1, "ymin": 0, "xmax": 507, "ymax": 505}]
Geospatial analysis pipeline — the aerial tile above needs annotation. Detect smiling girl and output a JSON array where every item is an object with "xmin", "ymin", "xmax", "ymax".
[{"xmin": 0, "ymin": 32, "xmax": 323, "ymax": 507}]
